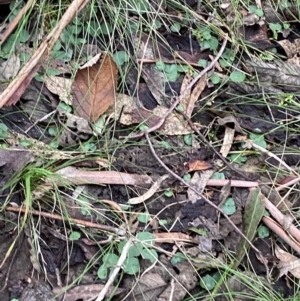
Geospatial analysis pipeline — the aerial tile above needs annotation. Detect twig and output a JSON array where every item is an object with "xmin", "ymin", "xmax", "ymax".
[
  {"xmin": 251, "ymin": 142, "xmax": 299, "ymax": 177},
  {"xmin": 206, "ymin": 179, "xmax": 258, "ymax": 187},
  {"xmin": 129, "ymin": 34, "xmax": 228, "ymax": 139},
  {"xmin": 5, "ymin": 206, "xmax": 126, "ymax": 236},
  {"xmin": 95, "ymin": 238, "xmax": 132, "ymax": 301},
  {"xmin": 262, "ymin": 216, "xmax": 300, "ymax": 253},
  {"xmin": 145, "ymin": 134, "xmax": 261, "ymax": 254}
]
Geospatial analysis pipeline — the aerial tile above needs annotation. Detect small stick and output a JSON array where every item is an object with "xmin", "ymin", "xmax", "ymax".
[
  {"xmin": 129, "ymin": 34, "xmax": 228, "ymax": 139},
  {"xmin": 5, "ymin": 206, "xmax": 125, "ymax": 236},
  {"xmin": 145, "ymin": 134, "xmax": 261, "ymax": 254},
  {"xmin": 251, "ymin": 142, "xmax": 299, "ymax": 177}
]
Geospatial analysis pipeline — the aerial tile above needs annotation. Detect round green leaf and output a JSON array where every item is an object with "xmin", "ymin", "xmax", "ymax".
[
  {"xmin": 164, "ymin": 189, "xmax": 173, "ymax": 197},
  {"xmin": 118, "ymin": 240, "xmax": 141, "ymax": 257},
  {"xmin": 48, "ymin": 127, "xmax": 58, "ymax": 136},
  {"xmin": 103, "ymin": 253, "xmax": 119, "ymax": 267},
  {"xmin": 230, "ymin": 70, "xmax": 245, "ymax": 83},
  {"xmin": 183, "ymin": 173, "xmax": 191, "ymax": 181},
  {"xmin": 155, "ymin": 61, "xmax": 165, "ymax": 71},
  {"xmin": 97, "ymin": 265, "xmax": 108, "ymax": 279},
  {"xmin": 141, "ymin": 248, "xmax": 158, "ymax": 263},
  {"xmin": 49, "ymin": 140, "xmax": 59, "ymax": 149},
  {"xmin": 249, "ymin": 133, "xmax": 266, "ymax": 149},
  {"xmin": 222, "ymin": 197, "xmax": 236, "ymax": 215},
  {"xmin": 69, "ymin": 231, "xmax": 81, "ymax": 241},
  {"xmin": 211, "ymin": 172, "xmax": 225, "ymax": 180},
  {"xmin": 113, "ymin": 51, "xmax": 130, "ymax": 66},
  {"xmin": 269, "ymin": 23, "xmax": 282, "ymax": 32},
  {"xmin": 136, "ymin": 231, "xmax": 155, "ymax": 246},
  {"xmin": 171, "ymin": 252, "xmax": 186, "ymax": 265},
  {"xmin": 198, "ymin": 59, "xmax": 208, "ymax": 68},
  {"xmin": 138, "ymin": 212, "xmax": 150, "ymax": 223},
  {"xmin": 184, "ymin": 134, "xmax": 193, "ymax": 146},
  {"xmin": 123, "ymin": 256, "xmax": 140, "ymax": 275},
  {"xmin": 200, "ymin": 274, "xmax": 217, "ymax": 290},
  {"xmin": 258, "ymin": 225, "xmax": 269, "ymax": 238},
  {"xmin": 154, "ymin": 20, "xmax": 162, "ymax": 29},
  {"xmin": 210, "ymin": 73, "xmax": 220, "ymax": 84}
]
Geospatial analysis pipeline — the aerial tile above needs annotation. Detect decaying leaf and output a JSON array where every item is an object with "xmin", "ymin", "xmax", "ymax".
[
  {"xmin": 57, "ymin": 111, "xmax": 93, "ymax": 147},
  {"xmin": 128, "ymin": 174, "xmax": 169, "ymax": 205},
  {"xmin": 187, "ymin": 160, "xmax": 211, "ymax": 172},
  {"xmin": 187, "ymin": 170, "xmax": 214, "ymax": 203},
  {"xmin": 180, "ymin": 73, "xmax": 206, "ymax": 118},
  {"xmin": 44, "ymin": 76, "xmax": 73, "ymax": 104},
  {"xmin": 109, "ymin": 94, "xmax": 193, "ymax": 135},
  {"xmin": 233, "ymin": 188, "xmax": 265, "ymax": 269},
  {"xmin": 0, "ymin": 54, "xmax": 20, "ymax": 81},
  {"xmin": 246, "ymin": 58, "xmax": 300, "ymax": 92},
  {"xmin": 52, "ymin": 283, "xmax": 125, "ymax": 301},
  {"xmin": 277, "ymin": 39, "xmax": 300, "ymax": 58},
  {"xmin": 220, "ymin": 126, "xmax": 235, "ymax": 158},
  {"xmin": 55, "ymin": 166, "xmax": 152, "ymax": 187},
  {"xmin": 72, "ymin": 53, "xmax": 118, "ymax": 122},
  {"xmin": 275, "ymin": 244, "xmax": 300, "ymax": 279}
]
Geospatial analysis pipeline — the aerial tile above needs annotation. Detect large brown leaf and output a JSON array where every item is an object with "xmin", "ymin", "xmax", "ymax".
[{"xmin": 72, "ymin": 53, "xmax": 118, "ymax": 122}]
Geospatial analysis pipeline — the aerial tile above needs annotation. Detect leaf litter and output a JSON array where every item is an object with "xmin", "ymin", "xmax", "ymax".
[{"xmin": 1, "ymin": 1, "xmax": 300, "ymax": 300}]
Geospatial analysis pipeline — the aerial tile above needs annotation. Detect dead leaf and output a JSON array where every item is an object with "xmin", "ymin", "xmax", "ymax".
[
  {"xmin": 180, "ymin": 73, "xmax": 206, "ymax": 118},
  {"xmin": 277, "ymin": 39, "xmax": 300, "ymax": 58},
  {"xmin": 0, "ymin": 54, "xmax": 20, "ymax": 81},
  {"xmin": 72, "ymin": 53, "xmax": 118, "ymax": 122},
  {"xmin": 55, "ymin": 166, "xmax": 152, "ymax": 187},
  {"xmin": 275, "ymin": 244, "xmax": 300, "ymax": 279},
  {"xmin": 153, "ymin": 232, "xmax": 195, "ymax": 244},
  {"xmin": 128, "ymin": 174, "xmax": 169, "ymax": 205},
  {"xmin": 57, "ymin": 111, "xmax": 93, "ymax": 147},
  {"xmin": 44, "ymin": 76, "xmax": 73, "ymax": 104},
  {"xmin": 187, "ymin": 160, "xmax": 211, "ymax": 172},
  {"xmin": 187, "ymin": 170, "xmax": 214, "ymax": 203},
  {"xmin": 220, "ymin": 126, "xmax": 235, "ymax": 158},
  {"xmin": 109, "ymin": 94, "xmax": 193, "ymax": 135},
  {"xmin": 52, "ymin": 284, "xmax": 125, "ymax": 301},
  {"xmin": 217, "ymin": 115, "xmax": 246, "ymax": 134}
]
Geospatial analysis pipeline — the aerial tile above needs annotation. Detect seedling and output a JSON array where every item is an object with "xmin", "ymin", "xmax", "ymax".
[
  {"xmin": 193, "ymin": 26, "xmax": 219, "ymax": 52},
  {"xmin": 230, "ymin": 70, "xmax": 245, "ymax": 83},
  {"xmin": 222, "ymin": 197, "xmax": 236, "ymax": 215},
  {"xmin": 249, "ymin": 133, "xmax": 266, "ymax": 149},
  {"xmin": 97, "ymin": 231, "xmax": 158, "ymax": 279}
]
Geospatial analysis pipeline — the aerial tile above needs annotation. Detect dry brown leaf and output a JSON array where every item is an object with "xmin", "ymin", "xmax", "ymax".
[
  {"xmin": 220, "ymin": 126, "xmax": 235, "ymax": 158},
  {"xmin": 72, "ymin": 53, "xmax": 118, "ymax": 122},
  {"xmin": 277, "ymin": 39, "xmax": 300, "ymax": 58},
  {"xmin": 109, "ymin": 94, "xmax": 193, "ymax": 135},
  {"xmin": 53, "ymin": 284, "xmax": 125, "ymax": 301},
  {"xmin": 187, "ymin": 160, "xmax": 211, "ymax": 172},
  {"xmin": 179, "ymin": 73, "xmax": 206, "ymax": 118},
  {"xmin": 275, "ymin": 244, "xmax": 300, "ymax": 279},
  {"xmin": 55, "ymin": 166, "xmax": 152, "ymax": 187},
  {"xmin": 187, "ymin": 170, "xmax": 214, "ymax": 203},
  {"xmin": 153, "ymin": 232, "xmax": 195, "ymax": 244},
  {"xmin": 44, "ymin": 76, "xmax": 73, "ymax": 104},
  {"xmin": 128, "ymin": 174, "xmax": 169, "ymax": 205}
]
